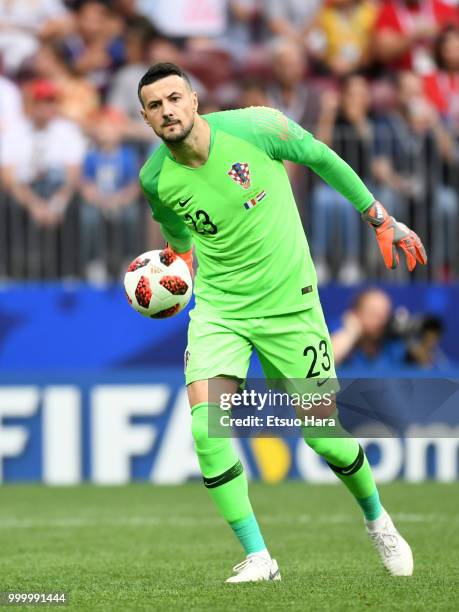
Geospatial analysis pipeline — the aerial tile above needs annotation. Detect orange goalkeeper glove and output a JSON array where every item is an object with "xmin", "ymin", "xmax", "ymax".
[
  {"xmin": 161, "ymin": 245, "xmax": 194, "ymax": 277},
  {"xmin": 362, "ymin": 201, "xmax": 427, "ymax": 272}
]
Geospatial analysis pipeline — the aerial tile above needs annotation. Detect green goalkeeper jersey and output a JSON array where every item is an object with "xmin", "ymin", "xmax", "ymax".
[{"xmin": 140, "ymin": 107, "xmax": 374, "ymax": 318}]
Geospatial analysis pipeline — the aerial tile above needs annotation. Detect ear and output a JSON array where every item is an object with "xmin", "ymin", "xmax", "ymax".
[
  {"xmin": 140, "ymin": 108, "xmax": 151, "ymax": 127},
  {"xmin": 192, "ymin": 91, "xmax": 198, "ymax": 113}
]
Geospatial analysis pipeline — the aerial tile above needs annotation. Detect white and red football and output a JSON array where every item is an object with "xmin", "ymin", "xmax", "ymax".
[{"xmin": 124, "ymin": 248, "xmax": 192, "ymax": 318}]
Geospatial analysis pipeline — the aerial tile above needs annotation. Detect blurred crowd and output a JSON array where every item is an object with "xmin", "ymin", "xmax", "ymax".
[
  {"xmin": 0, "ymin": 0, "xmax": 459, "ymax": 283},
  {"xmin": 331, "ymin": 287, "xmax": 449, "ymax": 370}
]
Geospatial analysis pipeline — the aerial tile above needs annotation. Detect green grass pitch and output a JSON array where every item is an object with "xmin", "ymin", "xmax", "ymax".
[{"xmin": 1, "ymin": 482, "xmax": 458, "ymax": 611}]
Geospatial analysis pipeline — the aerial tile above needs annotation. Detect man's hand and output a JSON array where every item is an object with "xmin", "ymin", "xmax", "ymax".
[
  {"xmin": 362, "ymin": 201, "xmax": 427, "ymax": 272},
  {"xmin": 163, "ymin": 245, "xmax": 194, "ymax": 277}
]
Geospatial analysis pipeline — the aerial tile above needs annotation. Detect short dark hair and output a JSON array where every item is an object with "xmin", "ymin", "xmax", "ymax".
[
  {"xmin": 73, "ymin": 0, "xmax": 113, "ymax": 12},
  {"xmin": 420, "ymin": 315, "xmax": 444, "ymax": 336},
  {"xmin": 137, "ymin": 62, "xmax": 191, "ymax": 107}
]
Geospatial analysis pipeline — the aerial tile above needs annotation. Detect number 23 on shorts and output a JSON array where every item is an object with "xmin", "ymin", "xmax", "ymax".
[{"xmin": 303, "ymin": 340, "xmax": 332, "ymax": 378}]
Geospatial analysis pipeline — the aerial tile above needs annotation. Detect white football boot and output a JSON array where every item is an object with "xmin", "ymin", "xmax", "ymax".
[
  {"xmin": 226, "ymin": 555, "xmax": 281, "ymax": 583},
  {"xmin": 365, "ymin": 508, "xmax": 414, "ymax": 576}
]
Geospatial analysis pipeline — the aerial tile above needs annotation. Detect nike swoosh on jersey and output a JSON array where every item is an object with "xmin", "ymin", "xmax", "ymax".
[{"xmin": 178, "ymin": 197, "xmax": 192, "ymax": 207}]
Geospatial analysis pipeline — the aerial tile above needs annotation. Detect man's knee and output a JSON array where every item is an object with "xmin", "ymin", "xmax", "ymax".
[
  {"xmin": 304, "ymin": 436, "xmax": 338, "ymax": 457},
  {"xmin": 304, "ymin": 436, "xmax": 360, "ymax": 468},
  {"xmin": 191, "ymin": 402, "xmax": 211, "ymax": 449},
  {"xmin": 191, "ymin": 402, "xmax": 227, "ymax": 455},
  {"xmin": 191, "ymin": 402, "xmax": 239, "ymax": 477},
  {"xmin": 187, "ymin": 377, "xmax": 240, "ymax": 410}
]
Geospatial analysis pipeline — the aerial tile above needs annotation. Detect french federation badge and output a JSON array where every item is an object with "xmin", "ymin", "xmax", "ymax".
[{"xmin": 227, "ymin": 162, "xmax": 251, "ymax": 190}]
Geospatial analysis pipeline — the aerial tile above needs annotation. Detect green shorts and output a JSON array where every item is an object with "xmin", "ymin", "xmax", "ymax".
[{"xmin": 185, "ymin": 303, "xmax": 338, "ymax": 392}]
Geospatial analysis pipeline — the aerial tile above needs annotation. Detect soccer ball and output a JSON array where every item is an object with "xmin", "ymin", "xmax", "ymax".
[{"xmin": 124, "ymin": 248, "xmax": 192, "ymax": 318}]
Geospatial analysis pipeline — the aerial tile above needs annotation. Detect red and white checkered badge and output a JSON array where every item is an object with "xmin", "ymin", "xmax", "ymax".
[{"xmin": 227, "ymin": 162, "xmax": 251, "ymax": 190}]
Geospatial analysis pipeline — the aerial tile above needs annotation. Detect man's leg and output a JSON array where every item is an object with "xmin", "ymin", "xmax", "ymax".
[
  {"xmin": 185, "ymin": 313, "xmax": 280, "ymax": 582},
  {"xmin": 252, "ymin": 305, "xmax": 413, "ymax": 576},
  {"xmin": 304, "ymin": 431, "xmax": 382, "ymax": 520},
  {"xmin": 303, "ymin": 430, "xmax": 413, "ymax": 576}
]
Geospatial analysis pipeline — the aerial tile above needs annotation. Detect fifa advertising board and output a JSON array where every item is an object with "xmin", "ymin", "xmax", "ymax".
[{"xmin": 0, "ymin": 371, "xmax": 458, "ymax": 484}]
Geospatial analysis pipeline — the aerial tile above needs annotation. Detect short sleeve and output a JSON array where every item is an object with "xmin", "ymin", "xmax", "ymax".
[
  {"xmin": 122, "ymin": 146, "xmax": 139, "ymax": 182},
  {"xmin": 82, "ymin": 152, "xmax": 96, "ymax": 180},
  {"xmin": 0, "ymin": 122, "xmax": 24, "ymax": 167},
  {"xmin": 57, "ymin": 121, "xmax": 86, "ymax": 165}
]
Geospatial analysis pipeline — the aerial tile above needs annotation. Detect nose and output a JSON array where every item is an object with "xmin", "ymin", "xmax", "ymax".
[{"xmin": 162, "ymin": 100, "xmax": 174, "ymax": 117}]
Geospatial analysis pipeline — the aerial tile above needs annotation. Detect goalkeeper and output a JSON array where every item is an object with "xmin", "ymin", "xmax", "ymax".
[{"xmin": 138, "ymin": 63, "xmax": 426, "ymax": 583}]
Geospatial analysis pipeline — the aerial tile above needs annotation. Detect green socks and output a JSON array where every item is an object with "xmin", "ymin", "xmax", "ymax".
[
  {"xmin": 304, "ymin": 432, "xmax": 383, "ymax": 521},
  {"xmin": 356, "ymin": 489, "xmax": 383, "ymax": 521},
  {"xmin": 229, "ymin": 514, "xmax": 267, "ymax": 555},
  {"xmin": 191, "ymin": 400, "xmax": 383, "ymax": 555},
  {"xmin": 191, "ymin": 402, "xmax": 267, "ymax": 554}
]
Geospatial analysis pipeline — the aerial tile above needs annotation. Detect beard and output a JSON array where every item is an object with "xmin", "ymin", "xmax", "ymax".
[{"xmin": 160, "ymin": 118, "xmax": 194, "ymax": 143}]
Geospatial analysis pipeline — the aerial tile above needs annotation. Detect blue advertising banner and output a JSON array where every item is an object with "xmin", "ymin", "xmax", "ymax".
[
  {"xmin": 0, "ymin": 283, "xmax": 457, "ymax": 483},
  {"xmin": 0, "ymin": 370, "xmax": 458, "ymax": 484},
  {"xmin": 0, "ymin": 283, "xmax": 458, "ymax": 369}
]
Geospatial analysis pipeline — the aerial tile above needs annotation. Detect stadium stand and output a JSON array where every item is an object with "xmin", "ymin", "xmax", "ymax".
[{"xmin": 0, "ymin": 0, "xmax": 458, "ymax": 283}]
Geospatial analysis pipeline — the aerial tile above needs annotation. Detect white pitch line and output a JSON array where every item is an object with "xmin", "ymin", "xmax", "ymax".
[{"xmin": 0, "ymin": 513, "xmax": 455, "ymax": 529}]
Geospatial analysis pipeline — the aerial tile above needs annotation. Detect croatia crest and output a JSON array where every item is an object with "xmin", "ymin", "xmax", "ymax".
[{"xmin": 228, "ymin": 162, "xmax": 251, "ymax": 190}]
